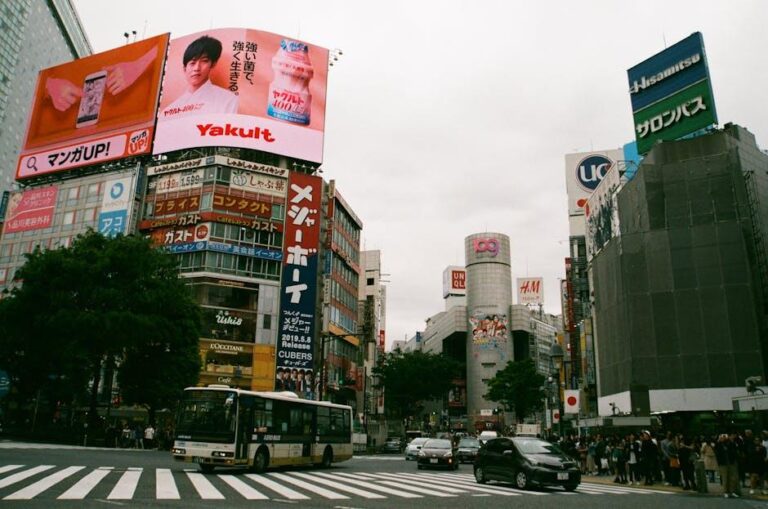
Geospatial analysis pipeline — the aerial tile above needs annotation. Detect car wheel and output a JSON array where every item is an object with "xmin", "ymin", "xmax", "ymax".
[
  {"xmin": 515, "ymin": 470, "xmax": 530, "ymax": 490},
  {"xmin": 198, "ymin": 463, "xmax": 214, "ymax": 473},
  {"xmin": 474, "ymin": 466, "xmax": 487, "ymax": 484},
  {"xmin": 564, "ymin": 483, "xmax": 578, "ymax": 492},
  {"xmin": 417, "ymin": 464, "xmax": 423, "ymax": 470}
]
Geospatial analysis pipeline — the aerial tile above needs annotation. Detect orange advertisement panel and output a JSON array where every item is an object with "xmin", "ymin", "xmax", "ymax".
[
  {"xmin": 17, "ymin": 34, "xmax": 169, "ymax": 180},
  {"xmin": 153, "ymin": 28, "xmax": 328, "ymax": 163},
  {"xmin": 3, "ymin": 186, "xmax": 58, "ymax": 234},
  {"xmin": 212, "ymin": 193, "xmax": 272, "ymax": 217}
]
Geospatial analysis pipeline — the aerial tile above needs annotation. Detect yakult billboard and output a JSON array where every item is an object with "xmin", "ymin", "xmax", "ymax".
[
  {"xmin": 154, "ymin": 28, "xmax": 328, "ymax": 163},
  {"xmin": 17, "ymin": 35, "xmax": 169, "ymax": 180}
]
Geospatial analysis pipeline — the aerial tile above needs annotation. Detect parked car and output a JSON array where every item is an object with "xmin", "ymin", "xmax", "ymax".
[
  {"xmin": 381, "ymin": 437, "xmax": 404, "ymax": 453},
  {"xmin": 456, "ymin": 437, "xmax": 481, "ymax": 463},
  {"xmin": 478, "ymin": 430, "xmax": 498, "ymax": 444},
  {"xmin": 417, "ymin": 438, "xmax": 458, "ymax": 470},
  {"xmin": 405, "ymin": 437, "xmax": 429, "ymax": 460},
  {"xmin": 474, "ymin": 436, "xmax": 581, "ymax": 491}
]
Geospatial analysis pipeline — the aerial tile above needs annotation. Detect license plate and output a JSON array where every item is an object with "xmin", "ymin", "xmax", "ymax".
[
  {"xmin": 430, "ymin": 458, "xmax": 438, "ymax": 464},
  {"xmin": 557, "ymin": 472, "xmax": 569, "ymax": 480}
]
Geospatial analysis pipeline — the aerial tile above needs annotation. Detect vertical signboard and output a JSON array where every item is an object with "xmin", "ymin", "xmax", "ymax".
[
  {"xmin": 442, "ymin": 266, "xmax": 466, "ymax": 298},
  {"xmin": 585, "ymin": 164, "xmax": 621, "ymax": 261},
  {"xmin": 628, "ymin": 32, "xmax": 717, "ymax": 154},
  {"xmin": 517, "ymin": 277, "xmax": 544, "ymax": 305},
  {"xmin": 99, "ymin": 175, "xmax": 135, "ymax": 237},
  {"xmin": 564, "ymin": 149, "xmax": 623, "ymax": 218},
  {"xmin": 275, "ymin": 172, "xmax": 322, "ymax": 397},
  {"xmin": 2, "ymin": 186, "xmax": 58, "ymax": 234},
  {"xmin": 17, "ymin": 35, "xmax": 169, "ymax": 179},
  {"xmin": 154, "ymin": 28, "xmax": 329, "ymax": 163}
]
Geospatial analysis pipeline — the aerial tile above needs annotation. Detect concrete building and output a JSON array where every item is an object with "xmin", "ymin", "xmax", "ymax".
[
  {"xmin": 591, "ymin": 124, "xmax": 768, "ymax": 422},
  {"xmin": 0, "ymin": 0, "xmax": 90, "ymax": 199}
]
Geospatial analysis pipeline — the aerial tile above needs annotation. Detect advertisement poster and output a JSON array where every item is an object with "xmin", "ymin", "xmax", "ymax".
[
  {"xmin": 469, "ymin": 310, "xmax": 509, "ymax": 361},
  {"xmin": 275, "ymin": 172, "xmax": 322, "ymax": 398},
  {"xmin": 154, "ymin": 28, "xmax": 329, "ymax": 163},
  {"xmin": 17, "ymin": 34, "xmax": 169, "ymax": 179},
  {"xmin": 585, "ymin": 164, "xmax": 621, "ymax": 261},
  {"xmin": 99, "ymin": 175, "xmax": 135, "ymax": 237},
  {"xmin": 3, "ymin": 186, "xmax": 58, "ymax": 234},
  {"xmin": 517, "ymin": 277, "xmax": 544, "ymax": 305}
]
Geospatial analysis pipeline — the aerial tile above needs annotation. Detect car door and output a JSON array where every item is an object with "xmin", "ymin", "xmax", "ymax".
[
  {"xmin": 496, "ymin": 438, "xmax": 520, "ymax": 482},
  {"xmin": 482, "ymin": 439, "xmax": 505, "ymax": 478}
]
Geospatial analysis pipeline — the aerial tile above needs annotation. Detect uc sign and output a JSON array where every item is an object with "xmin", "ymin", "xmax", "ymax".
[
  {"xmin": 576, "ymin": 155, "xmax": 612, "ymax": 192},
  {"xmin": 473, "ymin": 238, "xmax": 499, "ymax": 256}
]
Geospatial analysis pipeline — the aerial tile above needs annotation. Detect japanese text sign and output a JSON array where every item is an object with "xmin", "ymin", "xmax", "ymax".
[{"xmin": 3, "ymin": 186, "xmax": 58, "ymax": 234}]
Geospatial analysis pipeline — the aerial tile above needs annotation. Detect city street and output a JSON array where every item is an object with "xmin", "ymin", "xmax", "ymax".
[{"xmin": 0, "ymin": 441, "xmax": 741, "ymax": 508}]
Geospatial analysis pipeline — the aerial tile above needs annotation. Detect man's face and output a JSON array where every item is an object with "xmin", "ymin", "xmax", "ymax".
[{"xmin": 184, "ymin": 55, "xmax": 214, "ymax": 89}]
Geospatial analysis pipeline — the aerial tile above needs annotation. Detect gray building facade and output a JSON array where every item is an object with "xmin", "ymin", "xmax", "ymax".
[{"xmin": 591, "ymin": 124, "xmax": 768, "ymax": 414}]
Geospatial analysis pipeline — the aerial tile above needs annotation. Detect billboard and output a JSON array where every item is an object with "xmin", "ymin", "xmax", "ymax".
[
  {"xmin": 585, "ymin": 163, "xmax": 621, "ymax": 261},
  {"xmin": 564, "ymin": 149, "xmax": 623, "ymax": 217},
  {"xmin": 275, "ymin": 172, "xmax": 323, "ymax": 396},
  {"xmin": 442, "ymin": 266, "xmax": 466, "ymax": 298},
  {"xmin": 154, "ymin": 28, "xmax": 328, "ymax": 163},
  {"xmin": 99, "ymin": 175, "xmax": 135, "ymax": 237},
  {"xmin": 628, "ymin": 32, "xmax": 717, "ymax": 154},
  {"xmin": 3, "ymin": 186, "xmax": 58, "ymax": 234},
  {"xmin": 517, "ymin": 277, "xmax": 543, "ymax": 305},
  {"xmin": 17, "ymin": 35, "xmax": 169, "ymax": 180}
]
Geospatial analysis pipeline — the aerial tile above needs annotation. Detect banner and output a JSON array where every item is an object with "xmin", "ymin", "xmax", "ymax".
[
  {"xmin": 154, "ymin": 28, "xmax": 328, "ymax": 163},
  {"xmin": 564, "ymin": 389, "xmax": 581, "ymax": 414},
  {"xmin": 99, "ymin": 175, "xmax": 135, "ymax": 237},
  {"xmin": 3, "ymin": 186, "xmax": 58, "ymax": 234},
  {"xmin": 17, "ymin": 34, "xmax": 169, "ymax": 179}
]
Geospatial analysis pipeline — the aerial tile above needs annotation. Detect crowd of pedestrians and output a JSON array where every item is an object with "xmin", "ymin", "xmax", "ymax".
[
  {"xmin": 103, "ymin": 421, "xmax": 174, "ymax": 450},
  {"xmin": 555, "ymin": 429, "xmax": 768, "ymax": 498}
]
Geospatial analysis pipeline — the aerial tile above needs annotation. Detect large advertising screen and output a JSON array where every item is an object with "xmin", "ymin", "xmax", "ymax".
[
  {"xmin": 16, "ymin": 35, "xmax": 169, "ymax": 180},
  {"xmin": 627, "ymin": 32, "xmax": 717, "ymax": 155},
  {"xmin": 153, "ymin": 28, "xmax": 328, "ymax": 163}
]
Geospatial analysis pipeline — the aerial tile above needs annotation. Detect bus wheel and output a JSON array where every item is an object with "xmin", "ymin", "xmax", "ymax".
[
  {"xmin": 321, "ymin": 446, "xmax": 333, "ymax": 468},
  {"xmin": 252, "ymin": 447, "xmax": 269, "ymax": 474},
  {"xmin": 199, "ymin": 464, "xmax": 214, "ymax": 474}
]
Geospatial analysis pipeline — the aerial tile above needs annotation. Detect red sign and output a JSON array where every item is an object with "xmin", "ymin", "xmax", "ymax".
[
  {"xmin": 154, "ymin": 195, "xmax": 201, "ymax": 215},
  {"xmin": 3, "ymin": 186, "xmax": 58, "ymax": 234},
  {"xmin": 452, "ymin": 270, "xmax": 466, "ymax": 290}
]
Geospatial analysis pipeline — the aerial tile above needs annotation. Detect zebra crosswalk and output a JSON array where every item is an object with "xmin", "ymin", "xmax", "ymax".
[{"xmin": 0, "ymin": 464, "xmax": 675, "ymax": 501}]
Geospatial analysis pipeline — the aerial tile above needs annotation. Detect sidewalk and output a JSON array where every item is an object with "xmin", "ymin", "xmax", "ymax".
[{"xmin": 582, "ymin": 474, "xmax": 768, "ymax": 500}]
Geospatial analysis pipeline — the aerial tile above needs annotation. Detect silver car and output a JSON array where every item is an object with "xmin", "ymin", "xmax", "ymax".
[{"xmin": 404, "ymin": 437, "xmax": 429, "ymax": 460}]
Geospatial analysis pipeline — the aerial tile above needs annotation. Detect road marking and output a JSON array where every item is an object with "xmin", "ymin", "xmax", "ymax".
[
  {"xmin": 580, "ymin": 482, "xmax": 671, "ymax": 494},
  {"xmin": 287, "ymin": 472, "xmax": 387, "ymax": 499},
  {"xmin": 385, "ymin": 472, "xmax": 523, "ymax": 496},
  {"xmin": 218, "ymin": 474, "xmax": 269, "ymax": 500},
  {"xmin": 0, "ymin": 465, "xmax": 56, "ymax": 489},
  {"xmin": 351, "ymin": 472, "xmax": 468, "ymax": 494},
  {"xmin": 59, "ymin": 467, "xmax": 113, "ymax": 499},
  {"xmin": 186, "ymin": 471, "xmax": 225, "ymax": 499},
  {"xmin": 4, "ymin": 466, "xmax": 85, "ymax": 500},
  {"xmin": 156, "ymin": 468, "xmax": 180, "ymax": 499},
  {"xmin": 0, "ymin": 465, "xmax": 24, "ymax": 475},
  {"xmin": 310, "ymin": 471, "xmax": 422, "ymax": 498},
  {"xmin": 107, "ymin": 467, "xmax": 142, "ymax": 500},
  {"xmin": 268, "ymin": 472, "xmax": 353, "ymax": 499},
  {"xmin": 245, "ymin": 473, "xmax": 310, "ymax": 500}
]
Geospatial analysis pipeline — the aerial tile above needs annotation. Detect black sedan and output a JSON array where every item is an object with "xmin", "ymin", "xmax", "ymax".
[
  {"xmin": 417, "ymin": 438, "xmax": 459, "ymax": 470},
  {"xmin": 473, "ymin": 436, "xmax": 580, "ymax": 491},
  {"xmin": 456, "ymin": 437, "xmax": 481, "ymax": 463}
]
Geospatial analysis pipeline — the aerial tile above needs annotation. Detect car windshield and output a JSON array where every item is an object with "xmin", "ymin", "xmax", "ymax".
[
  {"xmin": 513, "ymin": 438, "xmax": 564, "ymax": 455},
  {"xmin": 424, "ymin": 439, "xmax": 452, "ymax": 449},
  {"xmin": 409, "ymin": 438, "xmax": 429, "ymax": 446},
  {"xmin": 458, "ymin": 438, "xmax": 480, "ymax": 447}
]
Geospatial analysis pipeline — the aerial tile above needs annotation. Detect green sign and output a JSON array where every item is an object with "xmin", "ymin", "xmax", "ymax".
[{"xmin": 632, "ymin": 79, "xmax": 716, "ymax": 154}]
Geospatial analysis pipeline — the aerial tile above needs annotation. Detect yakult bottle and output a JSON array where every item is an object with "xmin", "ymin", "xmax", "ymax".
[{"xmin": 267, "ymin": 39, "xmax": 314, "ymax": 125}]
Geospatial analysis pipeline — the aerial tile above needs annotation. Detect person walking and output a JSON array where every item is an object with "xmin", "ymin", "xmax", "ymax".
[
  {"xmin": 144, "ymin": 423, "xmax": 156, "ymax": 450},
  {"xmin": 747, "ymin": 436, "xmax": 766, "ymax": 495},
  {"xmin": 715, "ymin": 433, "xmax": 740, "ymax": 498},
  {"xmin": 641, "ymin": 431, "xmax": 659, "ymax": 485},
  {"xmin": 678, "ymin": 435, "xmax": 697, "ymax": 491},
  {"xmin": 701, "ymin": 436, "xmax": 718, "ymax": 483}
]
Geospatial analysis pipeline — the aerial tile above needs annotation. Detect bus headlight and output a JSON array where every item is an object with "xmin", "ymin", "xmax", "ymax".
[
  {"xmin": 172, "ymin": 448, "xmax": 186, "ymax": 455},
  {"xmin": 212, "ymin": 451, "xmax": 234, "ymax": 458}
]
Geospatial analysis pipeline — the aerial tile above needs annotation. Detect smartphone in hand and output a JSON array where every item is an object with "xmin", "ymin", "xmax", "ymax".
[{"xmin": 76, "ymin": 70, "xmax": 107, "ymax": 128}]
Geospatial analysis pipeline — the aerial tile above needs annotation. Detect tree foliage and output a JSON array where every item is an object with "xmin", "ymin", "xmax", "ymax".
[
  {"xmin": 484, "ymin": 359, "xmax": 546, "ymax": 423},
  {"xmin": 373, "ymin": 349, "xmax": 461, "ymax": 419},
  {"xmin": 0, "ymin": 230, "xmax": 201, "ymax": 427}
]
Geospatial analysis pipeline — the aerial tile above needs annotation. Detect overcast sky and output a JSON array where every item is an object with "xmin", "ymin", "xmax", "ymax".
[{"xmin": 72, "ymin": 0, "xmax": 768, "ymax": 347}]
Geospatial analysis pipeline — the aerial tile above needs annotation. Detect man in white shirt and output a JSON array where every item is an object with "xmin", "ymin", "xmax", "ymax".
[{"xmin": 160, "ymin": 35, "xmax": 238, "ymax": 120}]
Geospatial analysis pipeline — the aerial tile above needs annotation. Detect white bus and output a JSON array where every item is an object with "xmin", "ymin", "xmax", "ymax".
[{"xmin": 172, "ymin": 385, "xmax": 353, "ymax": 473}]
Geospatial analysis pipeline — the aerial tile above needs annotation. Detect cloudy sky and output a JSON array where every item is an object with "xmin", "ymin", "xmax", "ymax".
[{"xmin": 72, "ymin": 0, "xmax": 768, "ymax": 347}]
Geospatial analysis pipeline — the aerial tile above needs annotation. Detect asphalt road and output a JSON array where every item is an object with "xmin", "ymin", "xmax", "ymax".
[{"xmin": 0, "ymin": 441, "xmax": 747, "ymax": 508}]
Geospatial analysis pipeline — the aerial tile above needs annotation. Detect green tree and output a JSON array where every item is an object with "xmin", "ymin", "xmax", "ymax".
[
  {"xmin": 373, "ymin": 349, "xmax": 461, "ymax": 420},
  {"xmin": 484, "ymin": 359, "xmax": 545, "ymax": 423},
  {"xmin": 0, "ymin": 230, "xmax": 201, "ymax": 429}
]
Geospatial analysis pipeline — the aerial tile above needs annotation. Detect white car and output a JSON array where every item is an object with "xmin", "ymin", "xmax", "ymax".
[
  {"xmin": 404, "ymin": 437, "xmax": 430, "ymax": 460},
  {"xmin": 478, "ymin": 430, "xmax": 499, "ymax": 444}
]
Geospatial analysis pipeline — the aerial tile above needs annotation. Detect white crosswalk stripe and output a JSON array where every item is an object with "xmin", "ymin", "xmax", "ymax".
[{"xmin": 0, "ymin": 464, "xmax": 680, "ymax": 501}]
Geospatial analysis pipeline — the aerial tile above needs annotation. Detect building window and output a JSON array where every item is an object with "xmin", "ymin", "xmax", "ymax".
[
  {"xmin": 63, "ymin": 211, "xmax": 74, "ymax": 225},
  {"xmin": 367, "ymin": 278, "xmax": 374, "ymax": 286}
]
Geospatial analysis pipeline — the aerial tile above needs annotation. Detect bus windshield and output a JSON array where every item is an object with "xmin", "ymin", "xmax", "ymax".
[{"xmin": 175, "ymin": 390, "xmax": 238, "ymax": 443}]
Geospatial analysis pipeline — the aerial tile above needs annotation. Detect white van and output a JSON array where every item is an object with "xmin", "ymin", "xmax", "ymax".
[{"xmin": 478, "ymin": 430, "xmax": 499, "ymax": 444}]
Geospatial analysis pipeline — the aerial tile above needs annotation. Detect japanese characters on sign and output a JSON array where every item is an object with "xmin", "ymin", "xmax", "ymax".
[
  {"xmin": 99, "ymin": 175, "xmax": 135, "ymax": 237},
  {"xmin": 153, "ymin": 28, "xmax": 328, "ymax": 163},
  {"xmin": 627, "ymin": 32, "xmax": 717, "ymax": 155},
  {"xmin": 212, "ymin": 193, "xmax": 272, "ymax": 217},
  {"xmin": 2, "ymin": 186, "xmax": 58, "ymax": 234},
  {"xmin": 275, "ymin": 173, "xmax": 322, "ymax": 395},
  {"xmin": 17, "ymin": 34, "xmax": 169, "ymax": 180}
]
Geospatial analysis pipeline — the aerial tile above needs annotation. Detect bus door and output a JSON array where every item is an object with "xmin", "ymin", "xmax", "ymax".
[
  {"xmin": 236, "ymin": 396, "xmax": 254, "ymax": 460},
  {"xmin": 302, "ymin": 407, "xmax": 314, "ymax": 458}
]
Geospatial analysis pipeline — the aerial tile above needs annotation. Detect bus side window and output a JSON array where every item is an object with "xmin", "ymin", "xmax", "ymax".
[
  {"xmin": 317, "ymin": 407, "xmax": 330, "ymax": 436},
  {"xmin": 303, "ymin": 408, "xmax": 313, "ymax": 435}
]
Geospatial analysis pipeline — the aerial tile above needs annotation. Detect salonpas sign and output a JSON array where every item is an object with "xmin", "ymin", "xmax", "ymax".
[{"xmin": 627, "ymin": 32, "xmax": 717, "ymax": 154}]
